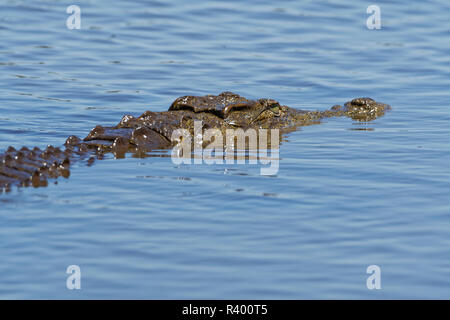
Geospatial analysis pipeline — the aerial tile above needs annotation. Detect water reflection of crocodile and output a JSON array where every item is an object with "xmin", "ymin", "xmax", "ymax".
[{"xmin": 0, "ymin": 92, "xmax": 390, "ymax": 191}]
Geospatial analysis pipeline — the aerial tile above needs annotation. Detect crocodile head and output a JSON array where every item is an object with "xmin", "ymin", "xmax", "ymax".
[{"xmin": 83, "ymin": 93, "xmax": 392, "ymax": 154}]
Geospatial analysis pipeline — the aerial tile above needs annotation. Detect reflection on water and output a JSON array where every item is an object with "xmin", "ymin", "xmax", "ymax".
[{"xmin": 1, "ymin": 0, "xmax": 450, "ymax": 299}]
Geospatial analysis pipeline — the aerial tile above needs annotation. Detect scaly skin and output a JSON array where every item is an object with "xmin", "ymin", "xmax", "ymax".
[{"xmin": 0, "ymin": 92, "xmax": 390, "ymax": 192}]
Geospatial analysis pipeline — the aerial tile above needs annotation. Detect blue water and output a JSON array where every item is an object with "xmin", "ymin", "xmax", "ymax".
[{"xmin": 1, "ymin": 0, "xmax": 450, "ymax": 299}]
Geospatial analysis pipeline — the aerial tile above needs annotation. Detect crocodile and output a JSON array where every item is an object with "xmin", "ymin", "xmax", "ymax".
[{"xmin": 0, "ymin": 92, "xmax": 390, "ymax": 192}]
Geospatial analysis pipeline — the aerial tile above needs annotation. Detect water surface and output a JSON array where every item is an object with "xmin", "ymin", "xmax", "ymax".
[{"xmin": 1, "ymin": 0, "xmax": 450, "ymax": 299}]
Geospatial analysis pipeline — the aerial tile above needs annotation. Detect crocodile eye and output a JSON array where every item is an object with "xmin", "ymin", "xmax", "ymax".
[{"xmin": 270, "ymin": 105, "xmax": 280, "ymax": 115}]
